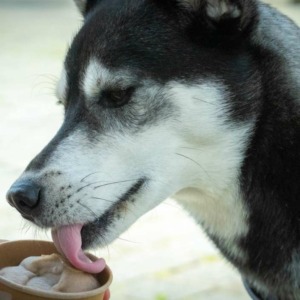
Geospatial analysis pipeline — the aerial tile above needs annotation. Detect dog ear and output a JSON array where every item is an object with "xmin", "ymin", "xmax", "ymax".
[
  {"xmin": 74, "ymin": 0, "xmax": 101, "ymax": 16},
  {"xmin": 156, "ymin": 0, "xmax": 257, "ymax": 40}
]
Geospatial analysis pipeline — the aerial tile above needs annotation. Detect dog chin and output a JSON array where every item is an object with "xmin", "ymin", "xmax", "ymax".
[
  {"xmin": 81, "ymin": 212, "xmax": 116, "ymax": 250},
  {"xmin": 81, "ymin": 225, "xmax": 105, "ymax": 250}
]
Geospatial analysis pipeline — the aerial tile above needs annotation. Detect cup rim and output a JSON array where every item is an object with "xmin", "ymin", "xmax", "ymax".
[{"xmin": 0, "ymin": 240, "xmax": 113, "ymax": 299}]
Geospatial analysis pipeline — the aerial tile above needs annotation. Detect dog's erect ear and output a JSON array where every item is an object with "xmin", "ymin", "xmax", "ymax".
[
  {"xmin": 156, "ymin": 0, "xmax": 257, "ymax": 40},
  {"xmin": 74, "ymin": 0, "xmax": 101, "ymax": 16}
]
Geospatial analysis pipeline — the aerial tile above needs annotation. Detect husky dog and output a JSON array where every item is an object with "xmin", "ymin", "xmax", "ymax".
[{"xmin": 6, "ymin": 0, "xmax": 300, "ymax": 298}]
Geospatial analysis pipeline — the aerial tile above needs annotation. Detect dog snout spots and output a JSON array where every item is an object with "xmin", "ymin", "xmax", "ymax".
[
  {"xmin": 58, "ymin": 185, "xmax": 74, "ymax": 200},
  {"xmin": 43, "ymin": 171, "xmax": 63, "ymax": 178}
]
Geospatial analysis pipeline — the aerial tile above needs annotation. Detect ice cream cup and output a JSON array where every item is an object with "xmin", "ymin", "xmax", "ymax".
[{"xmin": 0, "ymin": 240, "xmax": 112, "ymax": 300}]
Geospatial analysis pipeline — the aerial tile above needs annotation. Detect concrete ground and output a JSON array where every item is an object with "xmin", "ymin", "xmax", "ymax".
[{"xmin": 0, "ymin": 1, "xmax": 299, "ymax": 299}]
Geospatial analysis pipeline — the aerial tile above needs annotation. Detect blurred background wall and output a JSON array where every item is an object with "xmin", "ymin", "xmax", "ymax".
[{"xmin": 0, "ymin": 0, "xmax": 299, "ymax": 299}]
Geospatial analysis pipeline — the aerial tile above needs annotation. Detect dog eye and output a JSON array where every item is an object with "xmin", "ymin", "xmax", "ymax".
[{"xmin": 100, "ymin": 87, "xmax": 135, "ymax": 108}]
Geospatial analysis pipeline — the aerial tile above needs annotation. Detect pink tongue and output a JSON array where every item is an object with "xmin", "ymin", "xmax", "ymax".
[{"xmin": 51, "ymin": 224, "xmax": 106, "ymax": 274}]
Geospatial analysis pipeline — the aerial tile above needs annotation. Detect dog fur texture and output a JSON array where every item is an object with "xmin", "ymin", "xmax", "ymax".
[{"xmin": 7, "ymin": 0, "xmax": 300, "ymax": 298}]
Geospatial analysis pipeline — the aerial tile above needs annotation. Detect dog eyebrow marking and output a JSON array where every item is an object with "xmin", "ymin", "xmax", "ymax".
[
  {"xmin": 206, "ymin": 0, "xmax": 241, "ymax": 19},
  {"xmin": 82, "ymin": 59, "xmax": 137, "ymax": 100},
  {"xmin": 82, "ymin": 59, "xmax": 111, "ymax": 99},
  {"xmin": 179, "ymin": 0, "xmax": 241, "ymax": 19},
  {"xmin": 56, "ymin": 67, "xmax": 68, "ymax": 104}
]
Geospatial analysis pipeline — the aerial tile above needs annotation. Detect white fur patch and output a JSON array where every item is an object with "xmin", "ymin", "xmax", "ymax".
[
  {"xmin": 82, "ymin": 60, "xmax": 111, "ymax": 99},
  {"xmin": 167, "ymin": 81, "xmax": 252, "ymax": 260},
  {"xmin": 82, "ymin": 59, "xmax": 139, "ymax": 100}
]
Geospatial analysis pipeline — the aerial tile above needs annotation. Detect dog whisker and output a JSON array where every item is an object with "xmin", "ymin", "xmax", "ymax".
[
  {"xmin": 178, "ymin": 146, "xmax": 203, "ymax": 150},
  {"xmin": 21, "ymin": 221, "xmax": 32, "ymax": 235},
  {"xmin": 175, "ymin": 152, "xmax": 214, "ymax": 184},
  {"xmin": 91, "ymin": 196, "xmax": 115, "ymax": 203},
  {"xmin": 192, "ymin": 96, "xmax": 216, "ymax": 105},
  {"xmin": 76, "ymin": 180, "xmax": 108, "ymax": 193},
  {"xmin": 31, "ymin": 74, "xmax": 58, "ymax": 97},
  {"xmin": 36, "ymin": 73, "xmax": 59, "ymax": 81},
  {"xmin": 77, "ymin": 201, "xmax": 98, "ymax": 219},
  {"xmin": 93, "ymin": 179, "xmax": 138, "ymax": 190},
  {"xmin": 80, "ymin": 172, "xmax": 104, "ymax": 183},
  {"xmin": 176, "ymin": 150, "xmax": 236, "ymax": 173},
  {"xmin": 32, "ymin": 226, "xmax": 45, "ymax": 240},
  {"xmin": 77, "ymin": 178, "xmax": 139, "ymax": 193},
  {"xmin": 117, "ymin": 237, "xmax": 139, "ymax": 244}
]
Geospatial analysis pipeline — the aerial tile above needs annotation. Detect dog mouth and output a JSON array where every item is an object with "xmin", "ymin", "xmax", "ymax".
[
  {"xmin": 51, "ymin": 224, "xmax": 105, "ymax": 273},
  {"xmin": 51, "ymin": 178, "xmax": 146, "ymax": 273}
]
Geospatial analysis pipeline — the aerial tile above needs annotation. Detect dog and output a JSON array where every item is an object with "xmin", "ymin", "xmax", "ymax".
[{"xmin": 6, "ymin": 0, "xmax": 300, "ymax": 298}]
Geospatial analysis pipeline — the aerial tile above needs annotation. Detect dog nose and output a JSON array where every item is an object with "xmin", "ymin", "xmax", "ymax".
[{"xmin": 6, "ymin": 182, "xmax": 41, "ymax": 215}]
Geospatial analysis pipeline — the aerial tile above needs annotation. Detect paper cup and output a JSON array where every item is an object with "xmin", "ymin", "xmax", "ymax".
[{"xmin": 0, "ymin": 240, "xmax": 112, "ymax": 300}]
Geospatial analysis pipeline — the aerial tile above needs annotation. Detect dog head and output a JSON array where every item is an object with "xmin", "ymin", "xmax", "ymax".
[{"xmin": 7, "ymin": 0, "xmax": 259, "ymax": 251}]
